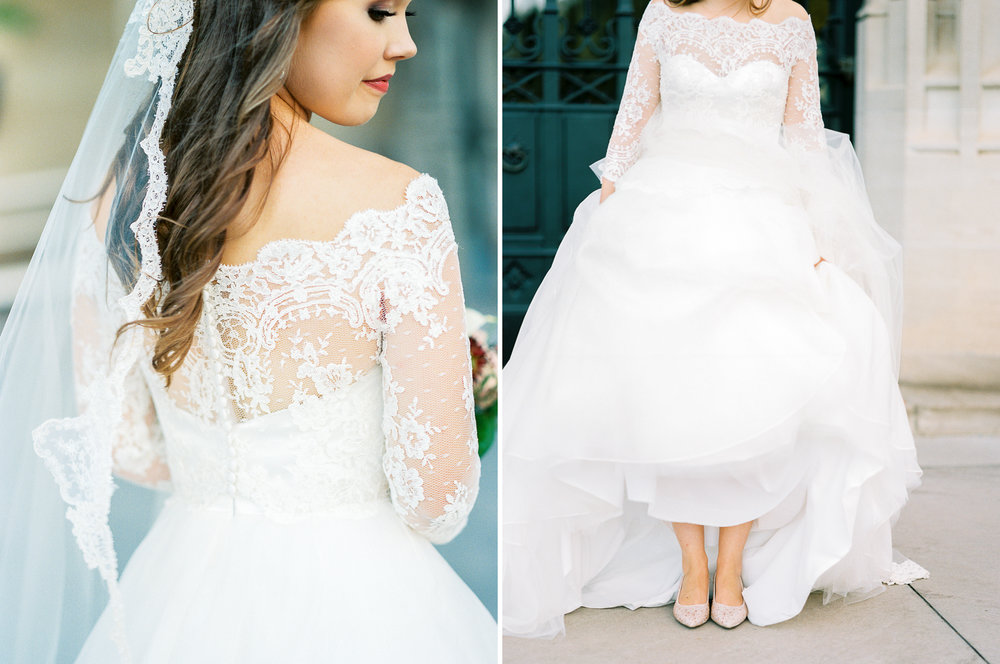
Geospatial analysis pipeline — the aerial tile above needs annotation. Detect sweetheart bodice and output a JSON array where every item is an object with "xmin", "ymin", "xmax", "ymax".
[
  {"xmin": 601, "ymin": 2, "xmax": 823, "ymax": 181},
  {"xmin": 649, "ymin": 4, "xmax": 814, "ymax": 133},
  {"xmin": 659, "ymin": 55, "xmax": 791, "ymax": 137}
]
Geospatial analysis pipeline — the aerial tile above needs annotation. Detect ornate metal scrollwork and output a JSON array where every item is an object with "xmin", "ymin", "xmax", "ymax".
[{"xmin": 504, "ymin": 0, "xmax": 632, "ymax": 106}]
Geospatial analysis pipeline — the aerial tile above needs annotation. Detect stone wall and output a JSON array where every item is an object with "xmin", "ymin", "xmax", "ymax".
[
  {"xmin": 0, "ymin": 0, "xmax": 119, "ymax": 320},
  {"xmin": 857, "ymin": 0, "xmax": 1000, "ymax": 434}
]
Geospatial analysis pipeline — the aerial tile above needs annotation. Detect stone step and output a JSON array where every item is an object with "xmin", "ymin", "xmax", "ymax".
[{"xmin": 902, "ymin": 384, "xmax": 1000, "ymax": 436}]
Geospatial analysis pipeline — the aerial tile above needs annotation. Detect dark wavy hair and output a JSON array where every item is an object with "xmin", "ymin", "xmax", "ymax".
[
  {"xmin": 104, "ymin": 0, "xmax": 321, "ymax": 384},
  {"xmin": 666, "ymin": 0, "xmax": 774, "ymax": 16}
]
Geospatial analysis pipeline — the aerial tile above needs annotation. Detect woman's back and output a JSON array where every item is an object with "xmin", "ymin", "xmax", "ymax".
[
  {"xmin": 108, "ymin": 106, "xmax": 478, "ymax": 523},
  {"xmin": 69, "ymin": 90, "xmax": 493, "ymax": 664}
]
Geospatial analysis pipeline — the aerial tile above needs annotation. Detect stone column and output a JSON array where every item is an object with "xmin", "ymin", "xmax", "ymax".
[{"xmin": 857, "ymin": 0, "xmax": 1000, "ymax": 433}]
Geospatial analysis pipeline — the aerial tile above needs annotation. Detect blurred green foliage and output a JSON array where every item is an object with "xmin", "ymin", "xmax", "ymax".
[{"xmin": 0, "ymin": 3, "xmax": 37, "ymax": 34}]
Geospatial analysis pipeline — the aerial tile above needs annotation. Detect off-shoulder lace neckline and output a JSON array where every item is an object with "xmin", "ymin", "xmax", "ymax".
[
  {"xmin": 654, "ymin": 1, "xmax": 811, "ymax": 28},
  {"xmin": 217, "ymin": 171, "xmax": 435, "ymax": 272}
]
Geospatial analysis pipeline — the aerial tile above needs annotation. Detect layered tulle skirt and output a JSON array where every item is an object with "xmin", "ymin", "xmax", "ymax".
[
  {"xmin": 502, "ymin": 124, "xmax": 922, "ymax": 638},
  {"xmin": 76, "ymin": 498, "xmax": 497, "ymax": 662}
]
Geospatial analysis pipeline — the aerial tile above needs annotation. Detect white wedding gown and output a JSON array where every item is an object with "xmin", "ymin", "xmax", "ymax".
[
  {"xmin": 70, "ymin": 174, "xmax": 496, "ymax": 662},
  {"xmin": 503, "ymin": 3, "xmax": 924, "ymax": 638}
]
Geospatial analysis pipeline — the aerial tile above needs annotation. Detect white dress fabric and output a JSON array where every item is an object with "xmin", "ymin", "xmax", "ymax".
[
  {"xmin": 502, "ymin": 2, "xmax": 923, "ymax": 638},
  {"xmin": 71, "ymin": 174, "xmax": 496, "ymax": 662}
]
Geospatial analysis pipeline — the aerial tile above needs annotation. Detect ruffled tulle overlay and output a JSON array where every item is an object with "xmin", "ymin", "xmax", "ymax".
[
  {"xmin": 76, "ymin": 500, "xmax": 496, "ymax": 663},
  {"xmin": 501, "ymin": 121, "xmax": 923, "ymax": 638}
]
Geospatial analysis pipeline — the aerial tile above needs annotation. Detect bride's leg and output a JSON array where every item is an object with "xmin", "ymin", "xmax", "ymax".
[
  {"xmin": 716, "ymin": 521, "xmax": 752, "ymax": 605},
  {"xmin": 671, "ymin": 522, "xmax": 709, "ymax": 604}
]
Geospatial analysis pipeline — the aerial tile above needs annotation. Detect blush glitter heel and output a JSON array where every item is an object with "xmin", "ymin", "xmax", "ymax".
[
  {"xmin": 672, "ymin": 575, "xmax": 710, "ymax": 628},
  {"xmin": 710, "ymin": 575, "xmax": 747, "ymax": 628}
]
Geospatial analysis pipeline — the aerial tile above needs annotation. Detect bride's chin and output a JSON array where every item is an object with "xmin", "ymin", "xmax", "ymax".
[{"xmin": 311, "ymin": 99, "xmax": 382, "ymax": 128}]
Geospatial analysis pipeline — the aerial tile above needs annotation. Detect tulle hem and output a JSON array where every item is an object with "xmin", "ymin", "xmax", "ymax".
[{"xmin": 76, "ymin": 501, "xmax": 497, "ymax": 662}]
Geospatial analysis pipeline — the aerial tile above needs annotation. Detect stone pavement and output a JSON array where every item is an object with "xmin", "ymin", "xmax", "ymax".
[{"xmin": 502, "ymin": 436, "xmax": 1000, "ymax": 664}]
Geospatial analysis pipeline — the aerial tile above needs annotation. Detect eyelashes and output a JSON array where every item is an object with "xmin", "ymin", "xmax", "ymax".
[{"xmin": 368, "ymin": 8, "xmax": 416, "ymax": 22}]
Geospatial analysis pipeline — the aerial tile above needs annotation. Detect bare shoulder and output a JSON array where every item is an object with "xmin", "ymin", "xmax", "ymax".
[
  {"xmin": 223, "ymin": 123, "xmax": 430, "ymax": 263},
  {"xmin": 245, "ymin": 123, "xmax": 428, "ymax": 245},
  {"xmin": 298, "ymin": 126, "xmax": 423, "ymax": 210},
  {"xmin": 762, "ymin": 0, "xmax": 810, "ymax": 24},
  {"xmin": 297, "ymin": 134, "xmax": 453, "ymax": 243},
  {"xmin": 330, "ymin": 140, "xmax": 421, "ymax": 201}
]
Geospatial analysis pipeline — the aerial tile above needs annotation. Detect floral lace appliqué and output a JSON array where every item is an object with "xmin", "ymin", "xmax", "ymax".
[
  {"xmin": 156, "ymin": 174, "xmax": 480, "ymax": 543},
  {"xmin": 602, "ymin": 2, "xmax": 822, "ymax": 181}
]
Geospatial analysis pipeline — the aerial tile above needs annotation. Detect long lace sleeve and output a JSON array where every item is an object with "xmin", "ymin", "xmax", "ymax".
[
  {"xmin": 602, "ymin": 4, "xmax": 662, "ymax": 182},
  {"xmin": 378, "ymin": 181, "xmax": 480, "ymax": 545},
  {"xmin": 74, "ymin": 228, "xmax": 171, "ymax": 489},
  {"xmin": 782, "ymin": 20, "xmax": 824, "ymax": 150}
]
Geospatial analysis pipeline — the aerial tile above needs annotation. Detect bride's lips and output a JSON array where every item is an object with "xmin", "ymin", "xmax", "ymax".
[{"xmin": 363, "ymin": 74, "xmax": 393, "ymax": 94}]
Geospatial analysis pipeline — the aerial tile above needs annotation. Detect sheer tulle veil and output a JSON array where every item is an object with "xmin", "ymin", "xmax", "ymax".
[{"xmin": 0, "ymin": 1, "xmax": 193, "ymax": 661}]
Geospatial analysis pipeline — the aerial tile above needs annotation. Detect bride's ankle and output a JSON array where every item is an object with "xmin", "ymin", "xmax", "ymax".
[
  {"xmin": 681, "ymin": 554, "xmax": 709, "ymax": 577},
  {"xmin": 714, "ymin": 565, "xmax": 743, "ymax": 585}
]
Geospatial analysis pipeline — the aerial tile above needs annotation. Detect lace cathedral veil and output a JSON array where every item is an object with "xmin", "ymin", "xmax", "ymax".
[{"xmin": 0, "ymin": 1, "xmax": 193, "ymax": 661}]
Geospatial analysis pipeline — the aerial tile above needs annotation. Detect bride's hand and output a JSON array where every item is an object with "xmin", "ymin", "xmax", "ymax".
[{"xmin": 599, "ymin": 179, "xmax": 615, "ymax": 204}]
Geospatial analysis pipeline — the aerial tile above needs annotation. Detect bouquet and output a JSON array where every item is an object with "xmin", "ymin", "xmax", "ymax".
[{"xmin": 467, "ymin": 308, "xmax": 498, "ymax": 456}]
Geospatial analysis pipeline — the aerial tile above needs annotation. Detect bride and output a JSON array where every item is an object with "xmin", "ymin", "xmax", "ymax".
[
  {"xmin": 0, "ymin": 0, "xmax": 496, "ymax": 661},
  {"xmin": 503, "ymin": 0, "xmax": 924, "ymax": 637}
]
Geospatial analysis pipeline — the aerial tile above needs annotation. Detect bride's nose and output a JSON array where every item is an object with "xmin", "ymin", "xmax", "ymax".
[{"xmin": 386, "ymin": 19, "xmax": 417, "ymax": 61}]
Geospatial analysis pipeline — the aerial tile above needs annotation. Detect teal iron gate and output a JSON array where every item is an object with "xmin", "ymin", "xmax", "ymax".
[
  {"xmin": 501, "ymin": 0, "xmax": 638, "ymax": 361},
  {"xmin": 502, "ymin": 0, "xmax": 859, "ymax": 359},
  {"xmin": 803, "ymin": 0, "xmax": 861, "ymax": 135}
]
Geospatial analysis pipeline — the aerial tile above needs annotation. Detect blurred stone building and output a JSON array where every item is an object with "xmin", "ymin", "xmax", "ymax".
[
  {"xmin": 855, "ymin": 0, "xmax": 1000, "ymax": 434},
  {"xmin": 0, "ymin": 0, "xmax": 123, "ymax": 318}
]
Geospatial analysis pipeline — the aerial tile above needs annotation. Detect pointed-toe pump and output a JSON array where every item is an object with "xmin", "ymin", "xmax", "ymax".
[
  {"xmin": 710, "ymin": 575, "xmax": 747, "ymax": 628},
  {"xmin": 672, "ymin": 577, "xmax": 710, "ymax": 628}
]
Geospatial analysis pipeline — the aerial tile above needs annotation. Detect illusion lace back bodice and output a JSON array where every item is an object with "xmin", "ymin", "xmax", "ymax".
[
  {"xmin": 150, "ymin": 366, "xmax": 388, "ymax": 521},
  {"xmin": 74, "ymin": 173, "xmax": 480, "ymax": 544},
  {"xmin": 602, "ymin": 2, "xmax": 822, "ymax": 181}
]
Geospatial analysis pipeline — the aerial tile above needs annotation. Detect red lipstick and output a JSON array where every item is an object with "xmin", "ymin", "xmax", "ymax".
[{"xmin": 363, "ymin": 74, "xmax": 393, "ymax": 94}]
